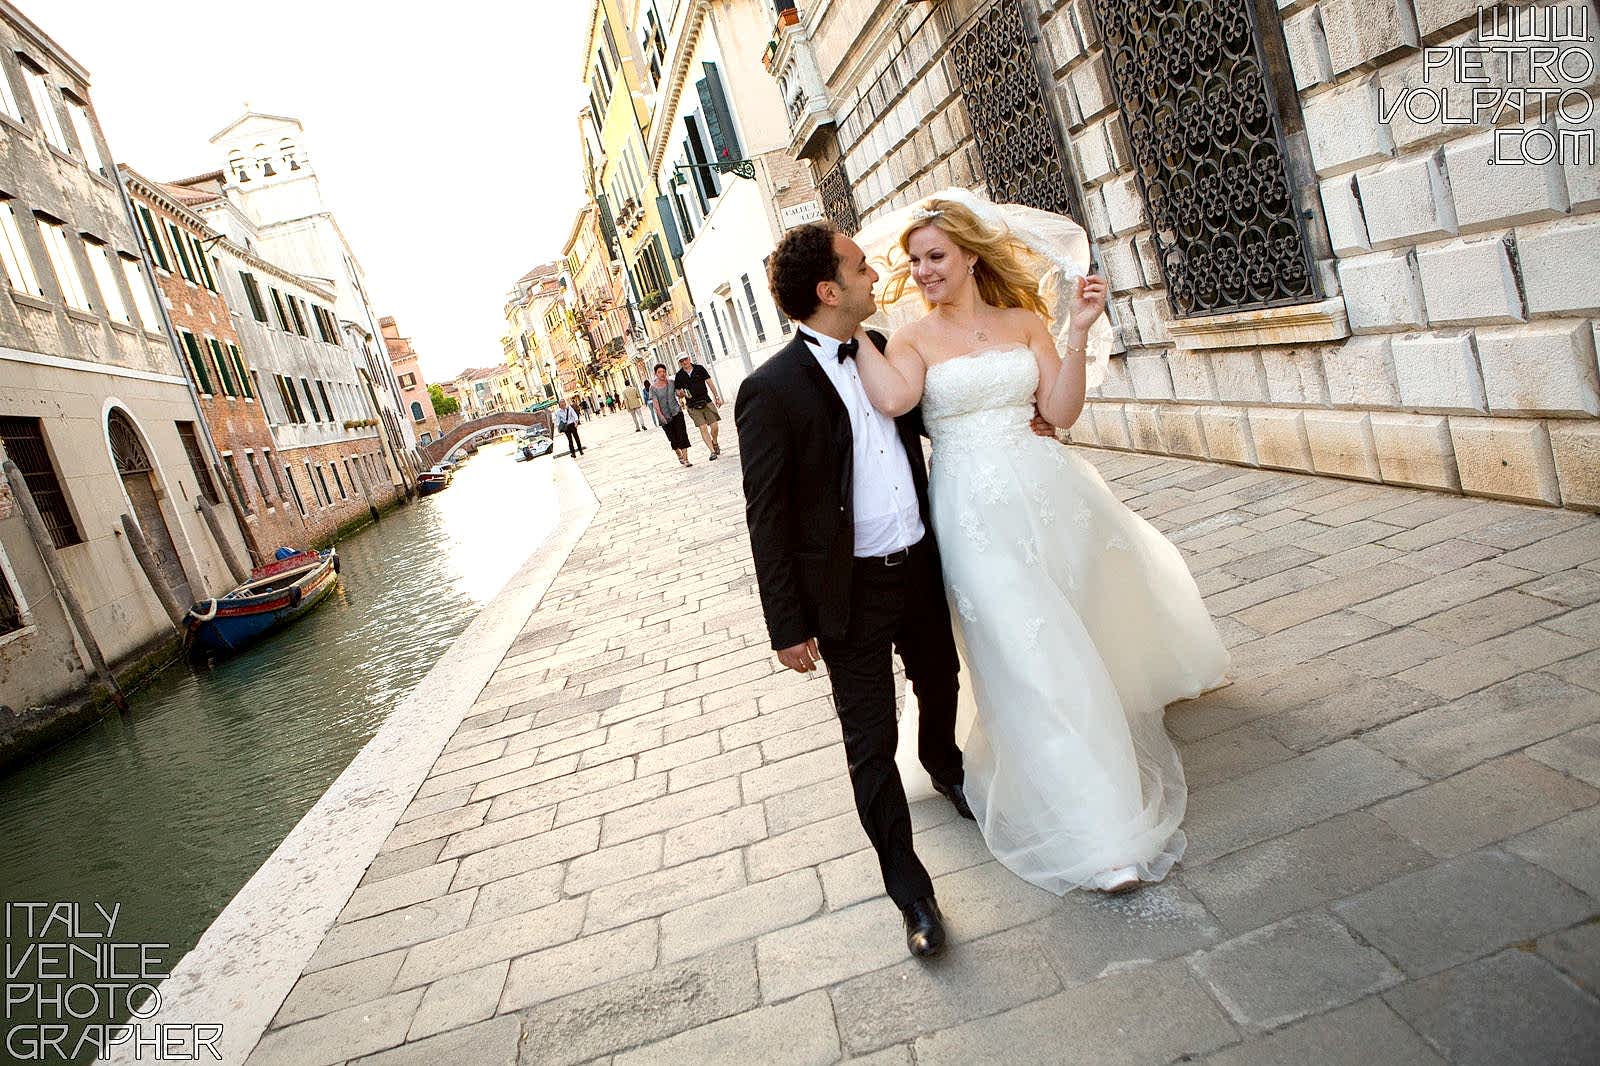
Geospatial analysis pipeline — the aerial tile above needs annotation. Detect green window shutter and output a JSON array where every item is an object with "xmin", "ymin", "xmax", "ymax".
[
  {"xmin": 190, "ymin": 235, "xmax": 216, "ymax": 290},
  {"xmin": 166, "ymin": 221, "xmax": 195, "ymax": 282},
  {"xmin": 208, "ymin": 337, "xmax": 236, "ymax": 395},
  {"xmin": 695, "ymin": 62, "xmax": 742, "ymax": 167},
  {"xmin": 136, "ymin": 205, "xmax": 169, "ymax": 271},
  {"xmin": 229, "ymin": 344, "xmax": 253, "ymax": 397},
  {"xmin": 181, "ymin": 331, "xmax": 210, "ymax": 393}
]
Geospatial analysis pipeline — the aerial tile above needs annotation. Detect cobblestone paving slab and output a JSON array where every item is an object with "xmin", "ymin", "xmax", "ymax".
[{"xmin": 245, "ymin": 415, "xmax": 1600, "ymax": 1064}]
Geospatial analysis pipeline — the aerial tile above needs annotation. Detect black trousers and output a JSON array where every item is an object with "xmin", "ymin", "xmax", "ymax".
[
  {"xmin": 561, "ymin": 425, "xmax": 583, "ymax": 455},
  {"xmin": 817, "ymin": 537, "xmax": 962, "ymax": 908}
]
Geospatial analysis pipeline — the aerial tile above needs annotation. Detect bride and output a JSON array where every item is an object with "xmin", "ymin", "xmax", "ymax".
[{"xmin": 850, "ymin": 193, "xmax": 1229, "ymax": 894}]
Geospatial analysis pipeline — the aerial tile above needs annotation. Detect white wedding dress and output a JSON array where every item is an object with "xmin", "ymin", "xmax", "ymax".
[{"xmin": 902, "ymin": 345, "xmax": 1230, "ymax": 894}]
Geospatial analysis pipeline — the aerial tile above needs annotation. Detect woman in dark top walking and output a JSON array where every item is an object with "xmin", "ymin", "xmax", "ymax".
[{"xmin": 649, "ymin": 363, "xmax": 694, "ymax": 466}]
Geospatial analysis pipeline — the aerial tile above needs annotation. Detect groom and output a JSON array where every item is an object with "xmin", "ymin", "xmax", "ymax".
[{"xmin": 736, "ymin": 222, "xmax": 970, "ymax": 959}]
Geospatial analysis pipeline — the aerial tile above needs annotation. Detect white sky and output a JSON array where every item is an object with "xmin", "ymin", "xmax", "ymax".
[{"xmin": 52, "ymin": 0, "xmax": 590, "ymax": 383}]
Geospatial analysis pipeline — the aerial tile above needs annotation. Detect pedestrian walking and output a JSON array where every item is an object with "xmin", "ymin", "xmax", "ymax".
[
  {"xmin": 649, "ymin": 363, "xmax": 694, "ymax": 467},
  {"xmin": 622, "ymin": 382, "xmax": 647, "ymax": 431},
  {"xmin": 555, "ymin": 398, "xmax": 584, "ymax": 456},
  {"xmin": 675, "ymin": 354, "xmax": 725, "ymax": 459}
]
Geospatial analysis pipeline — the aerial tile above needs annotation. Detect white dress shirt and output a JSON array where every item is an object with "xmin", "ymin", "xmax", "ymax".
[{"xmin": 806, "ymin": 329, "xmax": 925, "ymax": 557}]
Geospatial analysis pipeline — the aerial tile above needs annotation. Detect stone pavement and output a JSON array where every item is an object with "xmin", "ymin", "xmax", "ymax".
[{"xmin": 244, "ymin": 409, "xmax": 1600, "ymax": 1065}]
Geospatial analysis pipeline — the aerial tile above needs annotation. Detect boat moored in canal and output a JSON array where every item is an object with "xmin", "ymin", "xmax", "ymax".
[
  {"xmin": 183, "ymin": 548, "xmax": 341, "ymax": 654},
  {"xmin": 418, "ymin": 467, "xmax": 452, "ymax": 495}
]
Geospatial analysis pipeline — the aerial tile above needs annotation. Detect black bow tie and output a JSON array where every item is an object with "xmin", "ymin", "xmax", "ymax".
[{"xmin": 800, "ymin": 330, "xmax": 859, "ymax": 363}]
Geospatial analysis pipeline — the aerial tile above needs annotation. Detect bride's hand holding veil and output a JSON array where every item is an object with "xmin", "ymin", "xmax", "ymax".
[
  {"xmin": 1033, "ymin": 272, "xmax": 1108, "ymax": 430},
  {"xmin": 1067, "ymin": 274, "xmax": 1109, "ymax": 335}
]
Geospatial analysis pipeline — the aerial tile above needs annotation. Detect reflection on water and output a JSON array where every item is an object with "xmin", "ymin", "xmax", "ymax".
[{"xmin": 0, "ymin": 441, "xmax": 556, "ymax": 1061}]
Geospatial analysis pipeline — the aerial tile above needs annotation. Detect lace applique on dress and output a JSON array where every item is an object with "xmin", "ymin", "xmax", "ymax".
[
  {"xmin": 1107, "ymin": 535, "xmax": 1132, "ymax": 552},
  {"xmin": 1020, "ymin": 536, "xmax": 1040, "ymax": 565},
  {"xmin": 952, "ymin": 587, "xmax": 977, "ymax": 622},
  {"xmin": 972, "ymin": 462, "xmax": 1006, "ymax": 504},
  {"xmin": 1022, "ymin": 617, "xmax": 1045, "ymax": 651},
  {"xmin": 1031, "ymin": 484, "xmax": 1056, "ymax": 525},
  {"xmin": 960, "ymin": 509, "xmax": 991, "ymax": 550},
  {"xmin": 1072, "ymin": 498, "xmax": 1093, "ymax": 533}
]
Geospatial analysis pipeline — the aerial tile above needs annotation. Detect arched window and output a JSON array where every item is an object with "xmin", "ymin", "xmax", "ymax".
[
  {"xmin": 108, "ymin": 408, "xmax": 151, "ymax": 476},
  {"xmin": 278, "ymin": 137, "xmax": 300, "ymax": 171},
  {"xmin": 228, "ymin": 149, "xmax": 251, "ymax": 183},
  {"xmin": 410, "ymin": 401, "xmax": 424, "ymax": 422},
  {"xmin": 254, "ymin": 143, "xmax": 275, "ymax": 178}
]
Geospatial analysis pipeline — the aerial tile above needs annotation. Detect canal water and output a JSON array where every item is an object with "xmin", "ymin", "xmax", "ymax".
[{"xmin": 0, "ymin": 440, "xmax": 558, "ymax": 1062}]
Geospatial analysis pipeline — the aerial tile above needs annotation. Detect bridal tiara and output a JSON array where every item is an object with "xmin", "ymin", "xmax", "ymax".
[{"xmin": 909, "ymin": 206, "xmax": 944, "ymax": 222}]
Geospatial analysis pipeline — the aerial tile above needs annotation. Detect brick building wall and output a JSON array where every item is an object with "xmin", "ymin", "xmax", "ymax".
[
  {"xmin": 124, "ymin": 172, "xmax": 312, "ymax": 560},
  {"xmin": 275, "ymin": 439, "xmax": 391, "ymax": 544}
]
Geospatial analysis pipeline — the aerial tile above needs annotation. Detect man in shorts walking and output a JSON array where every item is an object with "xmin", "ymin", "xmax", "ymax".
[{"xmin": 675, "ymin": 354, "xmax": 724, "ymax": 460}]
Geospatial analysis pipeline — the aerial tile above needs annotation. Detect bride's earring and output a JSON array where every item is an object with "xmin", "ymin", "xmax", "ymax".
[{"xmin": 967, "ymin": 263, "xmax": 975, "ymax": 276}]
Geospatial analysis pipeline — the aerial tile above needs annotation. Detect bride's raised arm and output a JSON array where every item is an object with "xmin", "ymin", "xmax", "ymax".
[
  {"xmin": 853, "ymin": 328, "xmax": 927, "ymax": 418},
  {"xmin": 1033, "ymin": 273, "xmax": 1107, "ymax": 429}
]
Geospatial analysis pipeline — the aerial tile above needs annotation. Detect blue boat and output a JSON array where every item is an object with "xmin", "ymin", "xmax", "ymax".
[
  {"xmin": 418, "ymin": 467, "xmax": 452, "ymax": 495},
  {"xmin": 183, "ymin": 548, "xmax": 340, "ymax": 654}
]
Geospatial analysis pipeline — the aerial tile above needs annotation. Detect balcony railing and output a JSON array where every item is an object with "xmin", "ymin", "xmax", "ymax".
[{"xmin": 766, "ymin": 5, "xmax": 836, "ymax": 160}]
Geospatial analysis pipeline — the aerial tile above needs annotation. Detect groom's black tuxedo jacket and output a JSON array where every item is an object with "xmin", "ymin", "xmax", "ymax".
[{"xmin": 736, "ymin": 329, "xmax": 940, "ymax": 650}]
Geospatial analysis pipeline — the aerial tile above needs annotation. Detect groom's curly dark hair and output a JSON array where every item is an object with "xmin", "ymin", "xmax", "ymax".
[{"xmin": 768, "ymin": 221, "xmax": 840, "ymax": 322}]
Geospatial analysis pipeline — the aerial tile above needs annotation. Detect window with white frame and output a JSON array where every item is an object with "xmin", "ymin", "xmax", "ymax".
[
  {"xmin": 84, "ymin": 239, "xmax": 129, "ymax": 323},
  {"xmin": 63, "ymin": 95, "xmax": 105, "ymax": 176},
  {"xmin": 121, "ymin": 255, "xmax": 158, "ymax": 328},
  {"xmin": 0, "ymin": 58, "xmax": 21, "ymax": 123},
  {"xmin": 36, "ymin": 217, "xmax": 91, "ymax": 311},
  {"xmin": 0, "ymin": 198, "xmax": 42, "ymax": 296},
  {"xmin": 19, "ymin": 61, "xmax": 68, "ymax": 152},
  {"xmin": 742, "ymin": 274, "xmax": 766, "ymax": 343},
  {"xmin": 639, "ymin": 2, "xmax": 667, "ymax": 89}
]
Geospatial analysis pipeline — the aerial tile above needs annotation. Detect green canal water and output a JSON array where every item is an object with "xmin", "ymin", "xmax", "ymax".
[{"xmin": 0, "ymin": 440, "xmax": 558, "ymax": 1062}]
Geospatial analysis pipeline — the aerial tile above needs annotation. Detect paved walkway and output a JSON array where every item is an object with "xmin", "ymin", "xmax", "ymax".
[{"xmin": 245, "ymin": 409, "xmax": 1600, "ymax": 1065}]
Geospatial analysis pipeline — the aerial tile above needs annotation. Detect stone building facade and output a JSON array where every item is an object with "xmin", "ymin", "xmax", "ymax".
[
  {"xmin": 381, "ymin": 315, "xmax": 444, "ymax": 447},
  {"xmin": 208, "ymin": 237, "xmax": 397, "ymax": 544},
  {"xmin": 768, "ymin": 0, "xmax": 1600, "ymax": 509},
  {"xmin": 0, "ymin": 1, "xmax": 242, "ymax": 721},
  {"xmin": 122, "ymin": 167, "xmax": 313, "ymax": 559},
  {"xmin": 648, "ymin": 0, "xmax": 812, "ymax": 400},
  {"xmin": 172, "ymin": 112, "xmax": 421, "ymax": 489}
]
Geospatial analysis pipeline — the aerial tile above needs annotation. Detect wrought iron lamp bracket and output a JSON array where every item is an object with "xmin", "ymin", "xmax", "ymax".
[{"xmin": 674, "ymin": 159, "xmax": 756, "ymax": 182}]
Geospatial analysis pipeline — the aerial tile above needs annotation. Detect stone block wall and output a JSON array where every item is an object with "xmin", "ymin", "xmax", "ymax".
[
  {"xmin": 1035, "ymin": 0, "xmax": 1600, "ymax": 509},
  {"xmin": 821, "ymin": 0, "xmax": 989, "ymax": 228}
]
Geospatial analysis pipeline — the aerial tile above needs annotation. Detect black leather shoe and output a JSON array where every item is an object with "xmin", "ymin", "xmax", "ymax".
[
  {"xmin": 902, "ymin": 897, "xmax": 946, "ymax": 958},
  {"xmin": 933, "ymin": 780, "xmax": 975, "ymax": 821}
]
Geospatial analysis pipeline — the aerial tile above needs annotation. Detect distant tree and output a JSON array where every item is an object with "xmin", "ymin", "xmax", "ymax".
[{"xmin": 429, "ymin": 383, "xmax": 459, "ymax": 417}]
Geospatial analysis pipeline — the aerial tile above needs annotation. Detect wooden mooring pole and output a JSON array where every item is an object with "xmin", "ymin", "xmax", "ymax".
[{"xmin": 120, "ymin": 513, "xmax": 186, "ymax": 629}]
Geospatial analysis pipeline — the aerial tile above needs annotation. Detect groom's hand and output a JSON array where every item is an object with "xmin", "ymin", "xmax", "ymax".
[{"xmin": 777, "ymin": 638, "xmax": 822, "ymax": 673}]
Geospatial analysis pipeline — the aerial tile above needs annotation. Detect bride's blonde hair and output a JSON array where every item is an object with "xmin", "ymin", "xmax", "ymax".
[{"xmin": 879, "ymin": 198, "xmax": 1051, "ymax": 320}]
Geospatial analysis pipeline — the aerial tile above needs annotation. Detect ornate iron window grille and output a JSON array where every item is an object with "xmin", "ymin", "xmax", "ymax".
[
  {"xmin": 1089, "ymin": 0, "xmax": 1319, "ymax": 318},
  {"xmin": 819, "ymin": 159, "xmax": 859, "ymax": 236},
  {"xmin": 108, "ymin": 410, "xmax": 153, "ymax": 476},
  {"xmin": 950, "ymin": 0, "xmax": 1080, "ymax": 218}
]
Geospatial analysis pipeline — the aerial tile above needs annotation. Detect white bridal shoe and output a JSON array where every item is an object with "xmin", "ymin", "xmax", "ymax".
[{"xmin": 1091, "ymin": 866, "xmax": 1142, "ymax": 894}]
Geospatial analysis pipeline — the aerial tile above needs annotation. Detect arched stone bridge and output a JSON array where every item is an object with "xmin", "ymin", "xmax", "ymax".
[{"xmin": 421, "ymin": 411, "xmax": 552, "ymax": 467}]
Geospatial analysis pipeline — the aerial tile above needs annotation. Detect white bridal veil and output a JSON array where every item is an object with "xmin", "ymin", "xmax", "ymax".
[{"xmin": 855, "ymin": 186, "xmax": 1114, "ymax": 389}]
